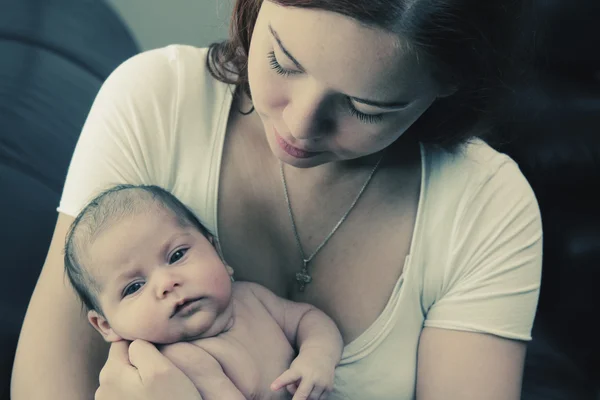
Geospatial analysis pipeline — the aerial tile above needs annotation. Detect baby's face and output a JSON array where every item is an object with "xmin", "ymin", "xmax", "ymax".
[{"xmin": 86, "ymin": 207, "xmax": 233, "ymax": 344}]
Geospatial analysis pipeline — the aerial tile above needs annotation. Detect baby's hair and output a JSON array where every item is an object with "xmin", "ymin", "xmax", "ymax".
[{"xmin": 64, "ymin": 184, "xmax": 209, "ymax": 314}]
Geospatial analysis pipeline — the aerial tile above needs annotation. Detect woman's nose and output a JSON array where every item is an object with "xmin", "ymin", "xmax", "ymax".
[{"xmin": 283, "ymin": 84, "xmax": 333, "ymax": 141}]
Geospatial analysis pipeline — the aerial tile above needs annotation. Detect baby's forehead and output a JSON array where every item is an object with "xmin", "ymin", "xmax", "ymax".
[
  {"xmin": 82, "ymin": 249, "xmax": 139, "ymax": 304},
  {"xmin": 80, "ymin": 246, "xmax": 120, "ymax": 293},
  {"xmin": 83, "ymin": 209, "xmax": 194, "ymax": 283}
]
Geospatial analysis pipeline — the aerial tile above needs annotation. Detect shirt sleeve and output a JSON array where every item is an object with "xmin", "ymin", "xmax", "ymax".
[
  {"xmin": 58, "ymin": 46, "xmax": 183, "ymax": 217},
  {"xmin": 424, "ymin": 159, "xmax": 543, "ymax": 341}
]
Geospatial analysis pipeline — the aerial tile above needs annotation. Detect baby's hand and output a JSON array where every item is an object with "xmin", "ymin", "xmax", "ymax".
[{"xmin": 270, "ymin": 352, "xmax": 337, "ymax": 400}]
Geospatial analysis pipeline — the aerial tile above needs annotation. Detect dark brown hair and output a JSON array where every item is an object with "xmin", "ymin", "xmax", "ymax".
[{"xmin": 207, "ymin": 0, "xmax": 521, "ymax": 148}]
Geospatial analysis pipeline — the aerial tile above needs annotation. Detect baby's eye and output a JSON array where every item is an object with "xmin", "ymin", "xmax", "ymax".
[
  {"xmin": 169, "ymin": 248, "xmax": 188, "ymax": 264},
  {"xmin": 123, "ymin": 282, "xmax": 144, "ymax": 297}
]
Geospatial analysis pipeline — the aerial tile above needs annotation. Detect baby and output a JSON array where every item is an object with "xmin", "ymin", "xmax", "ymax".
[{"xmin": 64, "ymin": 184, "xmax": 343, "ymax": 400}]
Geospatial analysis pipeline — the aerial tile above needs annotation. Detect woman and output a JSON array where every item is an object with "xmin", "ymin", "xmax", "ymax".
[{"xmin": 12, "ymin": 0, "xmax": 542, "ymax": 399}]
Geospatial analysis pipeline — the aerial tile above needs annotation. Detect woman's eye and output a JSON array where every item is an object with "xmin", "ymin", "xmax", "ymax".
[
  {"xmin": 169, "ymin": 248, "xmax": 188, "ymax": 264},
  {"xmin": 123, "ymin": 282, "xmax": 144, "ymax": 297},
  {"xmin": 268, "ymin": 50, "xmax": 383, "ymax": 124},
  {"xmin": 267, "ymin": 51, "xmax": 299, "ymax": 77},
  {"xmin": 346, "ymin": 98, "xmax": 385, "ymax": 124}
]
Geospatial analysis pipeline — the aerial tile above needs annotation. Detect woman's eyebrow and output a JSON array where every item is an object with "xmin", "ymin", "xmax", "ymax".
[
  {"xmin": 268, "ymin": 24, "xmax": 410, "ymax": 111},
  {"xmin": 269, "ymin": 24, "xmax": 306, "ymax": 71}
]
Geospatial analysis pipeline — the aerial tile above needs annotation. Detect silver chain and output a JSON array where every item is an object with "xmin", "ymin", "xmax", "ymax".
[{"xmin": 280, "ymin": 154, "xmax": 384, "ymax": 290}]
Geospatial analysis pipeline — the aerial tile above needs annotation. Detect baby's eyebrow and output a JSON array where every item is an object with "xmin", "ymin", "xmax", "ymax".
[{"xmin": 104, "ymin": 267, "xmax": 138, "ymax": 294}]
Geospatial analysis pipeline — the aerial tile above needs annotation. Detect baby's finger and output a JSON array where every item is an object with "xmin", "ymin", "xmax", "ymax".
[
  {"xmin": 307, "ymin": 386, "xmax": 325, "ymax": 400},
  {"xmin": 318, "ymin": 391, "xmax": 331, "ymax": 400},
  {"xmin": 287, "ymin": 383, "xmax": 298, "ymax": 395},
  {"xmin": 291, "ymin": 379, "xmax": 314, "ymax": 400},
  {"xmin": 271, "ymin": 369, "xmax": 301, "ymax": 391}
]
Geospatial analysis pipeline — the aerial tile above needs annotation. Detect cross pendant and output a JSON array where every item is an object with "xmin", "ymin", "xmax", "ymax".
[{"xmin": 295, "ymin": 261, "xmax": 312, "ymax": 292}]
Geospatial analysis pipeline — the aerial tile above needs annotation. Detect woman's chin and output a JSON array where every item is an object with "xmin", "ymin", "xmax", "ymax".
[{"xmin": 276, "ymin": 150, "xmax": 331, "ymax": 169}]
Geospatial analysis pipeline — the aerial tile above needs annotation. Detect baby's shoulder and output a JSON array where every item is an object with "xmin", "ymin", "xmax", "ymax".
[
  {"xmin": 231, "ymin": 282, "xmax": 290, "ymax": 323},
  {"xmin": 231, "ymin": 282, "xmax": 269, "ymax": 311},
  {"xmin": 232, "ymin": 281, "xmax": 266, "ymax": 300}
]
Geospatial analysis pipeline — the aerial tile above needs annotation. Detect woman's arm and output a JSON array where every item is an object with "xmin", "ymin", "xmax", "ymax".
[
  {"xmin": 95, "ymin": 341, "xmax": 202, "ymax": 400},
  {"xmin": 11, "ymin": 213, "xmax": 109, "ymax": 399},
  {"xmin": 160, "ymin": 342, "xmax": 246, "ymax": 399},
  {"xmin": 416, "ymin": 328, "xmax": 526, "ymax": 400}
]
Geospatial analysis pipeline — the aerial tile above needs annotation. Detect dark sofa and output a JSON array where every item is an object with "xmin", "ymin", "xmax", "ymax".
[
  {"xmin": 0, "ymin": 0, "xmax": 598, "ymax": 399},
  {"xmin": 0, "ymin": 0, "xmax": 138, "ymax": 397},
  {"xmin": 492, "ymin": 1, "xmax": 600, "ymax": 398}
]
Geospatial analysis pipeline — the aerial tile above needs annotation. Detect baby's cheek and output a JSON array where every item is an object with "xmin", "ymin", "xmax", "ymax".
[
  {"xmin": 116, "ymin": 304, "xmax": 167, "ymax": 340},
  {"xmin": 211, "ymin": 274, "xmax": 234, "ymax": 307}
]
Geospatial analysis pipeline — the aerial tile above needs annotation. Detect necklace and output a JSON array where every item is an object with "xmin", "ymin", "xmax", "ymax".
[{"xmin": 280, "ymin": 154, "xmax": 384, "ymax": 291}]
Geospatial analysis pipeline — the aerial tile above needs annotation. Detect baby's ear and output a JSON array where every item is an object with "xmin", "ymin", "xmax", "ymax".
[
  {"xmin": 206, "ymin": 232, "xmax": 216, "ymax": 246},
  {"xmin": 88, "ymin": 310, "xmax": 122, "ymax": 343}
]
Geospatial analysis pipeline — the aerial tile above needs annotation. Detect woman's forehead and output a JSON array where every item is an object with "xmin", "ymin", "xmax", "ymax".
[{"xmin": 261, "ymin": 2, "xmax": 436, "ymax": 101}]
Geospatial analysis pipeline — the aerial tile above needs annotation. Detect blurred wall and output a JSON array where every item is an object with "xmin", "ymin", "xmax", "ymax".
[{"xmin": 107, "ymin": 0, "xmax": 234, "ymax": 51}]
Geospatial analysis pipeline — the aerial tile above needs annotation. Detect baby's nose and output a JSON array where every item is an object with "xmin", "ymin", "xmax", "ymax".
[{"xmin": 155, "ymin": 272, "xmax": 181, "ymax": 298}]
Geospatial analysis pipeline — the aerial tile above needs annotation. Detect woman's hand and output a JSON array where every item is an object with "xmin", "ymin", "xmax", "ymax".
[{"xmin": 94, "ymin": 340, "xmax": 202, "ymax": 400}]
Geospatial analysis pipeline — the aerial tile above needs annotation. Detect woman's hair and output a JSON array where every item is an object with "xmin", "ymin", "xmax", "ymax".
[{"xmin": 207, "ymin": 0, "xmax": 522, "ymax": 148}]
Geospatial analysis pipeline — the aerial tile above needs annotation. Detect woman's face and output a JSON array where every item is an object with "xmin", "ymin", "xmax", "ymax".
[{"xmin": 247, "ymin": 1, "xmax": 446, "ymax": 168}]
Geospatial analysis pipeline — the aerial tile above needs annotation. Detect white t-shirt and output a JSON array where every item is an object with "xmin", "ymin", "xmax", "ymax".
[{"xmin": 59, "ymin": 45, "xmax": 543, "ymax": 400}]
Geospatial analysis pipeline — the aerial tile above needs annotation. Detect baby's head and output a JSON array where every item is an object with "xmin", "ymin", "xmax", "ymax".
[{"xmin": 65, "ymin": 185, "xmax": 234, "ymax": 344}]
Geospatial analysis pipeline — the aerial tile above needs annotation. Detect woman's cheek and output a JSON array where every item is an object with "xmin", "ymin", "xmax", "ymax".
[
  {"xmin": 250, "ymin": 69, "xmax": 288, "ymax": 114},
  {"xmin": 263, "ymin": 76, "xmax": 288, "ymax": 109}
]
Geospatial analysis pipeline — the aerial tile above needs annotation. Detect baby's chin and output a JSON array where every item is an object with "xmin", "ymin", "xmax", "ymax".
[
  {"xmin": 118, "ymin": 326, "xmax": 217, "ymax": 345},
  {"xmin": 110, "ymin": 329, "xmax": 190, "ymax": 345},
  {"xmin": 136, "ymin": 331, "xmax": 206, "ymax": 344},
  {"xmin": 114, "ymin": 309, "xmax": 232, "ymax": 344}
]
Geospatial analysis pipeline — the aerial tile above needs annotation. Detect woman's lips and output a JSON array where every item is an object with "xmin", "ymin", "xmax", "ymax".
[{"xmin": 274, "ymin": 128, "xmax": 321, "ymax": 159}]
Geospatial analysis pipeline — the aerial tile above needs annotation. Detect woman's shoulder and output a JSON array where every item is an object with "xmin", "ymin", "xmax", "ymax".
[
  {"xmin": 415, "ymin": 141, "xmax": 542, "ymax": 336},
  {"xmin": 118, "ymin": 44, "xmax": 210, "ymax": 70},
  {"xmin": 84, "ymin": 44, "xmax": 234, "ymax": 156},
  {"xmin": 57, "ymin": 45, "xmax": 234, "ymax": 219},
  {"xmin": 102, "ymin": 44, "xmax": 229, "ymax": 105},
  {"xmin": 422, "ymin": 138, "xmax": 526, "ymax": 195},
  {"xmin": 418, "ymin": 138, "xmax": 540, "ymax": 236}
]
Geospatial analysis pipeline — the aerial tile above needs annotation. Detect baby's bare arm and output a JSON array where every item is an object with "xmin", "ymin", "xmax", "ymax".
[
  {"xmin": 248, "ymin": 283, "xmax": 343, "ymax": 398},
  {"xmin": 247, "ymin": 282, "xmax": 343, "ymax": 361}
]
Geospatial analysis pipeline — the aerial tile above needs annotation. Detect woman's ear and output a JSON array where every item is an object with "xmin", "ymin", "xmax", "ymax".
[{"xmin": 88, "ymin": 310, "xmax": 122, "ymax": 343}]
